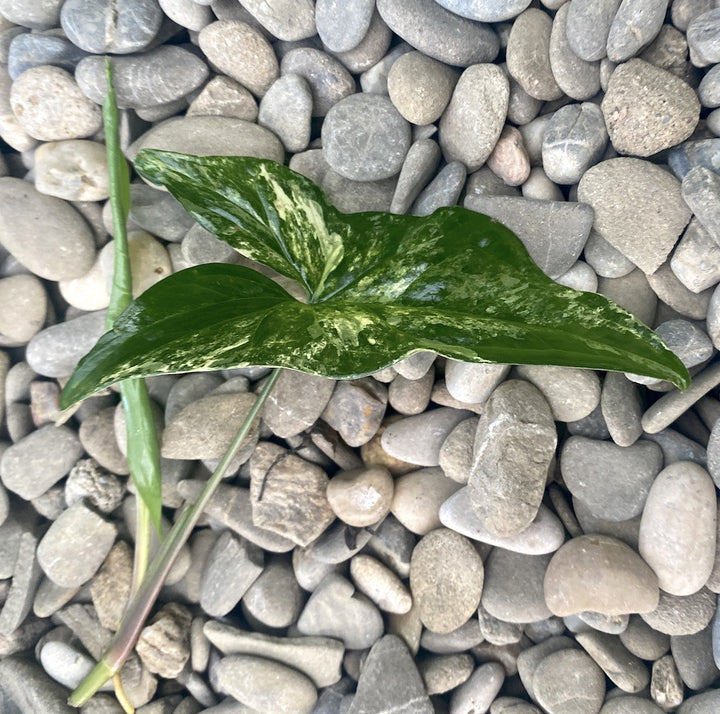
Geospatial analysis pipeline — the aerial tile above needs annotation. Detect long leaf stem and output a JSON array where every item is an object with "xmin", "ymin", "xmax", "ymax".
[{"xmin": 68, "ymin": 368, "xmax": 282, "ymax": 707}]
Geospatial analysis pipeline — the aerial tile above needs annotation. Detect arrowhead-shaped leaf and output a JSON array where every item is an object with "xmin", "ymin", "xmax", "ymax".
[{"xmin": 60, "ymin": 152, "xmax": 689, "ymax": 408}]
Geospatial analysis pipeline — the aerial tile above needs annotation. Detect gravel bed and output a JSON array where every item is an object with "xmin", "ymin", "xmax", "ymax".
[{"xmin": 0, "ymin": 1, "xmax": 720, "ymax": 713}]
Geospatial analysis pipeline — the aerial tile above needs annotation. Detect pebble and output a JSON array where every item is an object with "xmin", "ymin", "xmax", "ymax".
[
  {"xmin": 440, "ymin": 489, "xmax": 566, "ymax": 554},
  {"xmin": 238, "ymin": 0, "xmax": 316, "ymax": 41},
  {"xmin": 678, "ymin": 690, "xmax": 720, "ymax": 713},
  {"xmin": 646, "ymin": 265, "xmax": 714, "ymax": 321},
  {"xmin": 394, "ymin": 351, "xmax": 437, "ymax": 380},
  {"xmin": 482, "ymin": 549, "xmax": 553, "ymax": 623},
  {"xmin": 321, "ymin": 378, "xmax": 387, "ymax": 447},
  {"xmin": 90, "ymin": 540, "xmax": 133, "ymax": 631},
  {"xmin": 486, "ymin": 126, "xmax": 530, "ymax": 186},
  {"xmin": 348, "ymin": 635, "xmax": 432, "ymax": 714},
  {"xmin": 0, "ymin": 274, "xmax": 46, "ymax": 347},
  {"xmin": 507, "ymin": 8, "xmax": 563, "ymax": 101},
  {"xmin": 619, "ymin": 614, "xmax": 670, "ymax": 660},
  {"xmin": 365, "ymin": 513, "xmax": 415, "ymax": 579},
  {"xmin": 297, "ymin": 573, "xmax": 384, "ymax": 649},
  {"xmin": 668, "ymin": 138, "xmax": 720, "ymax": 180},
  {"xmin": 78, "ymin": 407, "xmax": 129, "ymax": 475},
  {"xmin": 577, "ymin": 157, "xmax": 691, "ymax": 274},
  {"xmin": 438, "ymin": 416, "xmax": 477, "ymax": 484},
  {"xmin": 464, "ymin": 194, "xmax": 593, "ymax": 279},
  {"xmin": 468, "ymin": 379, "xmax": 556, "ymax": 537},
  {"xmin": 699, "ymin": 64, "xmax": 720, "ymax": 107},
  {"xmin": 492, "ymin": 698, "xmax": 543, "ymax": 714},
  {"xmin": 387, "ymin": 368, "xmax": 434, "ymax": 415},
  {"xmin": 409, "ymin": 528, "xmax": 484, "ymax": 634},
  {"xmin": 64, "ymin": 458, "xmax": 124, "ymax": 514},
  {"xmin": 390, "ymin": 138, "xmax": 442, "ymax": 214},
  {"xmin": 602, "ymin": 59, "xmax": 700, "ymax": 157},
  {"xmin": 36, "ymin": 502, "xmax": 115, "ymax": 588},
  {"xmin": 33, "ymin": 139, "xmax": 108, "ymax": 202},
  {"xmin": 258, "ymin": 73, "xmax": 312, "ymax": 153},
  {"xmin": 599, "ymin": 372, "xmax": 643, "ymax": 447},
  {"xmin": 322, "ymin": 93, "xmax": 410, "ymax": 181},
  {"xmin": 249, "ymin": 449, "xmax": 335, "ymax": 547},
  {"xmin": 181, "ymin": 223, "xmax": 240, "ymax": 266},
  {"xmin": 332, "ymin": 8, "xmax": 393, "ymax": 73},
  {"xmin": 687, "ymin": 8, "xmax": 720, "ymax": 66},
  {"xmin": 199, "ymin": 530, "xmax": 263, "ymax": 617},
  {"xmin": 671, "ymin": 218, "xmax": 720, "ymax": 293},
  {"xmin": 671, "ymin": 623, "xmax": 719, "ymax": 689},
  {"xmin": 639, "ymin": 461, "xmax": 717, "ymax": 596},
  {"xmin": 576, "ymin": 630, "xmax": 650, "ymax": 693},
  {"xmin": 606, "ymin": 0, "xmax": 668, "ymax": 62},
  {"xmin": 391, "ymin": 467, "xmax": 461, "ymax": 535},
  {"xmin": 136, "ymin": 602, "xmax": 192, "ymax": 678},
  {"xmin": 186, "ymin": 76, "xmax": 258, "ymax": 122},
  {"xmin": 542, "ymin": 103, "xmax": 607, "ymax": 185},
  {"xmin": 315, "ymin": 0, "xmax": 374, "ymax": 53},
  {"xmin": 544, "ymin": 534, "xmax": 660, "ymax": 616},
  {"xmin": 549, "ymin": 3, "xmax": 601, "ymax": 100},
  {"xmin": 350, "ymin": 554, "xmax": 411, "ymax": 614},
  {"xmin": 682, "ymin": 166, "xmax": 720, "ymax": 246},
  {"xmin": 7, "ymin": 33, "xmax": 87, "ymax": 81},
  {"xmin": 439, "ymin": 63, "xmax": 508, "ymax": 172},
  {"xmin": 560, "ymin": 435, "xmax": 662, "ymax": 520},
  {"xmin": 0, "ymin": 530, "xmax": 41, "ymax": 635},
  {"xmin": 651, "ymin": 654, "xmax": 684, "ymax": 710},
  {"xmin": 280, "ymin": 48, "xmax": 355, "ymax": 117},
  {"xmin": 533, "ymin": 649, "xmax": 605, "ymax": 714},
  {"xmin": 377, "ymin": 0, "xmax": 498, "ymax": 67},
  {"xmin": 60, "ymin": 0, "xmax": 162, "ymax": 54},
  {"xmin": 40, "ymin": 640, "xmax": 112, "ymax": 693},
  {"xmin": 710, "ymin": 285, "xmax": 720, "ymax": 348},
  {"xmin": 127, "ymin": 116, "xmax": 285, "ymax": 163},
  {"xmin": 0, "ymin": 0, "xmax": 63, "ymax": 29},
  {"xmin": 517, "ymin": 635, "xmax": 576, "ymax": 702},
  {"xmin": 158, "ymin": 0, "xmax": 213, "ymax": 31},
  {"xmin": 387, "ymin": 51, "xmax": 457, "ymax": 126},
  {"xmin": 450, "ymin": 662, "xmax": 505, "ymax": 714},
  {"xmin": 642, "ymin": 587, "xmax": 717, "ymax": 638},
  {"xmin": 327, "ymin": 465, "xmax": 394, "ymax": 527},
  {"xmin": 420, "ymin": 618, "xmax": 484, "ymax": 655},
  {"xmin": 203, "ymin": 620, "xmax": 343, "ymax": 688},
  {"xmin": 584, "ymin": 230, "xmax": 636, "ymax": 279},
  {"xmin": 242, "ymin": 557, "xmax": 303, "ymax": 629},
  {"xmin": 419, "ymin": 653, "xmax": 474, "ymax": 695},
  {"xmin": 212, "ymin": 654, "xmax": 317, "ymax": 714},
  {"xmin": 565, "ymin": 0, "xmax": 621, "ymax": 61},
  {"xmin": 444, "ymin": 361, "xmax": 510, "ymax": 405}
]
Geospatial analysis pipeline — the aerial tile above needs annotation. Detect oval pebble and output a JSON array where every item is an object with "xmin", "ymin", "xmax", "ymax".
[
  {"xmin": 409, "ymin": 528, "xmax": 484, "ymax": 634},
  {"xmin": 238, "ymin": 0, "xmax": 316, "ymax": 41},
  {"xmin": 7, "ymin": 32, "xmax": 88, "ymax": 80},
  {"xmin": 391, "ymin": 467, "xmax": 461, "ymax": 535},
  {"xmin": 34, "ymin": 139, "xmax": 108, "ymax": 202},
  {"xmin": 639, "ymin": 462, "xmax": 717, "ymax": 597},
  {"xmin": 350, "ymin": 553, "xmax": 412, "ymax": 614},
  {"xmin": 326, "ymin": 465, "xmax": 394, "ymax": 527},
  {"xmin": 606, "ymin": 0, "xmax": 668, "ymax": 63},
  {"xmin": 258, "ymin": 73, "xmax": 312, "ymax": 153},
  {"xmin": 533, "ymin": 649, "xmax": 605, "ymax": 714},
  {"xmin": 0, "ymin": 274, "xmax": 46, "ymax": 346}
]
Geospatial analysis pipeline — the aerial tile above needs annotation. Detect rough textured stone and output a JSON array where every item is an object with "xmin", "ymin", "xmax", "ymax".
[
  {"xmin": 322, "ymin": 378, "xmax": 387, "ymax": 447},
  {"xmin": 136, "ymin": 602, "xmax": 191, "ymax": 679},
  {"xmin": 641, "ymin": 588, "xmax": 717, "ymax": 636}
]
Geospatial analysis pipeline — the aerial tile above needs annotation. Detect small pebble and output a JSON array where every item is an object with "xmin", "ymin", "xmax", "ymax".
[
  {"xmin": 242, "ymin": 557, "xmax": 303, "ymax": 629},
  {"xmin": 326, "ymin": 464, "xmax": 394, "ymax": 527},
  {"xmin": 533, "ymin": 649, "xmax": 605, "ymax": 714},
  {"xmin": 350, "ymin": 554, "xmax": 411, "ymax": 614},
  {"xmin": 606, "ymin": 0, "xmax": 669, "ymax": 63},
  {"xmin": 640, "ymin": 587, "xmax": 717, "ymax": 636},
  {"xmin": 136, "ymin": 602, "xmax": 192, "ymax": 679},
  {"xmin": 450, "ymin": 662, "xmax": 505, "ymax": 714},
  {"xmin": 258, "ymin": 73, "xmax": 313, "ymax": 153}
]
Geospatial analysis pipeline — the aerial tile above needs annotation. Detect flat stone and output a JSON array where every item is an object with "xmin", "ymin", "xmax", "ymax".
[
  {"xmin": 450, "ymin": 662, "xmax": 505, "ymax": 713},
  {"xmin": 322, "ymin": 378, "xmax": 387, "ymax": 447},
  {"xmin": 576, "ymin": 630, "xmax": 650, "ymax": 693},
  {"xmin": 36, "ymin": 502, "xmax": 116, "ymax": 588},
  {"xmin": 468, "ymin": 379, "xmax": 557, "ymax": 537},
  {"xmin": 602, "ymin": 59, "xmax": 700, "ymax": 157},
  {"xmin": 258, "ymin": 73, "xmax": 312, "ymax": 153},
  {"xmin": 376, "ymin": 0, "xmax": 499, "ymax": 67},
  {"xmin": 544, "ymin": 534, "xmax": 660, "ymax": 616},
  {"xmin": 204, "ymin": 621, "xmax": 343, "ymax": 688},
  {"xmin": 440, "ymin": 489, "xmax": 566, "ymax": 554},
  {"xmin": 439, "ymin": 63, "xmax": 508, "ymax": 171},
  {"xmin": 327, "ymin": 465, "xmax": 394, "ymax": 527},
  {"xmin": 127, "ymin": 116, "xmax": 285, "ymax": 164},
  {"xmin": 200, "ymin": 531, "xmax": 264, "ymax": 617},
  {"xmin": 409, "ymin": 527, "xmax": 484, "ymax": 634},
  {"xmin": 601, "ymin": 372, "xmax": 644, "ymax": 447},
  {"xmin": 438, "ymin": 416, "xmax": 477, "ymax": 484},
  {"xmin": 238, "ymin": 0, "xmax": 316, "ymax": 41},
  {"xmin": 533, "ymin": 649, "xmax": 606, "ymax": 714},
  {"xmin": 420, "ymin": 618, "xmax": 484, "ymax": 654},
  {"xmin": 249, "ymin": 449, "xmax": 335, "ymax": 547},
  {"xmin": 0, "ymin": 0, "xmax": 62, "ymax": 29},
  {"xmin": 584, "ymin": 230, "xmax": 636, "ymax": 279},
  {"xmin": 60, "ymin": 0, "xmax": 163, "ymax": 53},
  {"xmin": 464, "ymin": 194, "xmax": 593, "ymax": 278},
  {"xmin": 639, "ymin": 461, "xmax": 717, "ymax": 596},
  {"xmin": 391, "ymin": 467, "xmax": 461, "ymax": 535},
  {"xmin": 212, "ymin": 654, "xmax": 317, "ymax": 714},
  {"xmin": 577, "ymin": 157, "xmax": 691, "ymax": 274},
  {"xmin": 560, "ymin": 436, "xmax": 662, "ymax": 520},
  {"xmin": 0, "ymin": 531, "xmax": 41, "ymax": 636},
  {"xmin": 305, "ymin": 519, "xmax": 374, "ymax": 564},
  {"xmin": 296, "ymin": 573, "xmax": 384, "ymax": 649},
  {"xmin": 606, "ymin": 0, "xmax": 668, "ymax": 62},
  {"xmin": 419, "ymin": 653, "xmax": 474, "ymax": 695},
  {"xmin": 410, "ymin": 160, "xmax": 467, "ymax": 215}
]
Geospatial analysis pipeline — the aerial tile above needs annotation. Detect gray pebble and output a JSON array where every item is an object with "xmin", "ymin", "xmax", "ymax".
[
  {"xmin": 127, "ymin": 183, "xmax": 195, "ymax": 242},
  {"xmin": 699, "ymin": 63, "xmax": 720, "ymax": 107},
  {"xmin": 411, "ymin": 161, "xmax": 466, "ymax": 215},
  {"xmin": 445, "ymin": 362, "xmax": 510, "ymax": 406},
  {"xmin": 322, "ymin": 93, "xmax": 411, "ymax": 181},
  {"xmin": 710, "ymin": 420, "xmax": 720, "ymax": 486},
  {"xmin": 606, "ymin": 0, "xmax": 668, "ymax": 63},
  {"xmin": 682, "ymin": 166, "xmax": 720, "ymax": 245},
  {"xmin": 376, "ymin": 0, "xmax": 499, "ymax": 67},
  {"xmin": 78, "ymin": 407, "xmax": 129, "ymax": 475},
  {"xmin": 322, "ymin": 378, "xmax": 387, "ymax": 447},
  {"xmin": 316, "ymin": 0, "xmax": 374, "ymax": 53},
  {"xmin": 36, "ymin": 502, "xmax": 116, "ymax": 588},
  {"xmin": 642, "ymin": 588, "xmax": 717, "ymax": 636},
  {"xmin": 281, "ymin": 48, "xmax": 355, "ymax": 117},
  {"xmin": 533, "ymin": 649, "xmax": 605, "ymax": 713},
  {"xmin": 365, "ymin": 514, "xmax": 416, "ymax": 578},
  {"xmin": 438, "ymin": 416, "xmax": 477, "ymax": 483},
  {"xmin": 450, "ymin": 662, "xmax": 505, "ymax": 714},
  {"xmin": 331, "ymin": 9, "xmax": 393, "ymax": 74},
  {"xmin": 242, "ymin": 557, "xmax": 302, "ymax": 628},
  {"xmin": 620, "ymin": 614, "xmax": 670, "ymax": 660},
  {"xmin": 158, "ymin": 0, "xmax": 213, "ymax": 31},
  {"xmin": 76, "ymin": 46, "xmax": 208, "ymax": 109},
  {"xmin": 506, "ymin": 8, "xmax": 563, "ymax": 101},
  {"xmin": 127, "ymin": 116, "xmax": 285, "ymax": 163},
  {"xmin": 0, "ymin": 531, "xmax": 41, "ymax": 636},
  {"xmin": 465, "ymin": 194, "xmax": 592, "ymax": 278},
  {"xmin": 7, "ymin": 33, "xmax": 87, "ymax": 80},
  {"xmin": 651, "ymin": 653, "xmax": 684, "ymax": 710},
  {"xmin": 322, "ymin": 170, "xmax": 396, "ymax": 213},
  {"xmin": 671, "ymin": 0, "xmax": 716, "ymax": 31},
  {"xmin": 492, "ymin": 698, "xmax": 542, "ymax": 714},
  {"xmin": 600, "ymin": 371, "xmax": 643, "ymax": 447},
  {"xmin": 258, "ymin": 73, "xmax": 312, "ymax": 153},
  {"xmin": 435, "ymin": 0, "xmax": 531, "ymax": 21},
  {"xmin": 678, "ymin": 690, "xmax": 720, "ymax": 713},
  {"xmin": 0, "ymin": 274, "xmax": 47, "ymax": 347},
  {"xmin": 419, "ymin": 653, "xmax": 474, "ymax": 695},
  {"xmin": 40, "ymin": 640, "xmax": 112, "ymax": 694},
  {"xmin": 181, "ymin": 223, "xmax": 240, "ymax": 266},
  {"xmin": 238, "ymin": 0, "xmax": 316, "ymax": 41},
  {"xmin": 566, "ymin": 0, "xmax": 622, "ymax": 61},
  {"xmin": 655, "ymin": 320, "xmax": 714, "ymax": 371},
  {"xmin": 672, "ymin": 623, "xmax": 719, "ymax": 689},
  {"xmin": 671, "ymin": 218, "xmax": 720, "ymax": 293},
  {"xmin": 687, "ymin": 8, "xmax": 720, "ymax": 66},
  {"xmin": 549, "ymin": 3, "xmax": 601, "ymax": 101},
  {"xmin": 577, "ymin": 158, "xmax": 691, "ymax": 274},
  {"xmin": 602, "ymin": 59, "xmax": 699, "ymax": 157},
  {"xmin": 561, "ymin": 435, "xmax": 662, "ymax": 520},
  {"xmin": 305, "ymin": 518, "xmax": 374, "ymax": 564},
  {"xmin": 576, "ymin": 630, "xmax": 650, "ymax": 693},
  {"xmin": 420, "ymin": 618, "xmax": 484, "ymax": 654},
  {"xmin": 517, "ymin": 636, "xmax": 577, "ymax": 703},
  {"xmin": 668, "ymin": 138, "xmax": 720, "ymax": 180},
  {"xmin": 542, "ymin": 102, "xmax": 607, "ymax": 185},
  {"xmin": 644, "ymin": 428, "xmax": 707, "ymax": 469},
  {"xmin": 597, "ymin": 269, "xmax": 657, "ymax": 327},
  {"xmin": 506, "ymin": 71, "xmax": 544, "ymax": 126},
  {"xmin": 186, "ymin": 75, "xmax": 258, "ymax": 121},
  {"xmin": 710, "ymin": 284, "xmax": 720, "ymax": 348},
  {"xmin": 390, "ymin": 139, "xmax": 441, "ymax": 214},
  {"xmin": 61, "ymin": 0, "xmax": 162, "ymax": 54}
]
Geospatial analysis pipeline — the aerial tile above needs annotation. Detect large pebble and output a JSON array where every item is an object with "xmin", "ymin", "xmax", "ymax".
[
  {"xmin": 390, "ymin": 138, "xmax": 442, "ymax": 214},
  {"xmin": 242, "ymin": 557, "xmax": 303, "ymax": 628},
  {"xmin": 544, "ymin": 534, "xmax": 660, "ymax": 616},
  {"xmin": 350, "ymin": 554, "xmax": 411, "ymax": 613},
  {"xmin": 75, "ymin": 47, "xmax": 208, "ymax": 110},
  {"xmin": 533, "ymin": 649, "xmax": 605, "ymax": 714},
  {"xmin": 409, "ymin": 528, "xmax": 484, "ymax": 634},
  {"xmin": 602, "ymin": 59, "xmax": 699, "ymax": 157},
  {"xmin": 322, "ymin": 93, "xmax": 410, "ymax": 181},
  {"xmin": 671, "ymin": 218, "xmax": 720, "ymax": 293},
  {"xmin": 60, "ymin": 0, "xmax": 162, "ymax": 53},
  {"xmin": 376, "ymin": 0, "xmax": 499, "ymax": 67},
  {"xmin": 187, "ymin": 75, "xmax": 258, "ymax": 121},
  {"xmin": 439, "ymin": 63, "xmax": 508, "ymax": 172},
  {"xmin": 639, "ymin": 462, "xmax": 717, "ymax": 596},
  {"xmin": 576, "ymin": 630, "xmax": 650, "ymax": 693},
  {"xmin": 321, "ymin": 378, "xmax": 387, "ymax": 447},
  {"xmin": 315, "ymin": 0, "xmax": 374, "ymax": 52},
  {"xmin": 0, "ymin": 177, "xmax": 95, "ymax": 281},
  {"xmin": 606, "ymin": 0, "xmax": 668, "ymax": 62},
  {"xmin": 468, "ymin": 379, "xmax": 556, "ymax": 537},
  {"xmin": 10, "ymin": 66, "xmax": 101, "ymax": 141},
  {"xmin": 0, "ymin": 0, "xmax": 62, "ymax": 29},
  {"xmin": 212, "ymin": 654, "xmax": 317, "ymax": 714},
  {"xmin": 450, "ymin": 662, "xmax": 505, "ymax": 714},
  {"xmin": 560, "ymin": 436, "xmax": 662, "ymax": 521},
  {"xmin": 444, "ymin": 361, "xmax": 510, "ymax": 405},
  {"xmin": 687, "ymin": 8, "xmax": 720, "ymax": 66},
  {"xmin": 577, "ymin": 158, "xmax": 691, "ymax": 274},
  {"xmin": 36, "ymin": 502, "xmax": 116, "ymax": 588}
]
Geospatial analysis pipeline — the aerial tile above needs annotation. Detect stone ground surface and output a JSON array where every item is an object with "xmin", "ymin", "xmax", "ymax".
[{"xmin": 1, "ymin": 0, "xmax": 720, "ymax": 713}]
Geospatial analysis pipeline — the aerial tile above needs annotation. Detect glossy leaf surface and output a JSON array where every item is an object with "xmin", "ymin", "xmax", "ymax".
[{"xmin": 61, "ymin": 152, "xmax": 689, "ymax": 407}]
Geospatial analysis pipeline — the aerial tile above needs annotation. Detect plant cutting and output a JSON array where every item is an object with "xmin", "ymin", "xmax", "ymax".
[{"xmin": 60, "ymin": 128, "xmax": 689, "ymax": 705}]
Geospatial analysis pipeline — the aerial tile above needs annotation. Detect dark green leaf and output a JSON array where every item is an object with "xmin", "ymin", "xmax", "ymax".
[{"xmin": 60, "ymin": 152, "xmax": 690, "ymax": 407}]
